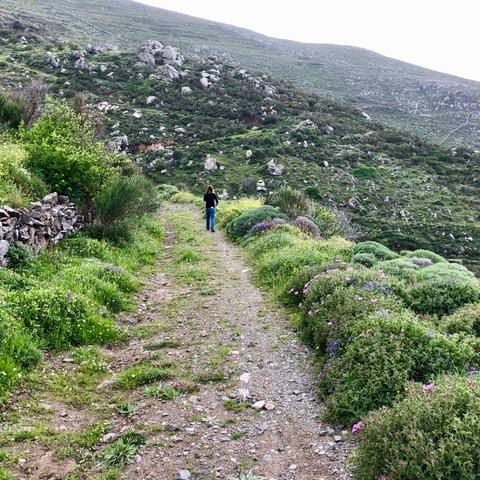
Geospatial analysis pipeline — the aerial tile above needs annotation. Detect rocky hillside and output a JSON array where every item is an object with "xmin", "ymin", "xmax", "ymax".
[
  {"xmin": 2, "ymin": 0, "xmax": 480, "ymax": 147},
  {"xmin": 0, "ymin": 11, "xmax": 479, "ymax": 267}
]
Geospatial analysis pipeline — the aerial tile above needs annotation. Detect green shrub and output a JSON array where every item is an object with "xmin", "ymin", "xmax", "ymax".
[
  {"xmin": 353, "ymin": 241, "xmax": 399, "ymax": 261},
  {"xmin": 403, "ymin": 280, "xmax": 480, "ymax": 316},
  {"xmin": 256, "ymin": 236, "xmax": 352, "ymax": 288},
  {"xmin": 12, "ymin": 287, "xmax": 118, "ymax": 350},
  {"xmin": 94, "ymin": 174, "xmax": 160, "ymax": 239},
  {"xmin": 402, "ymin": 249, "xmax": 447, "ymax": 264},
  {"xmin": 319, "ymin": 312, "xmax": 479, "ymax": 423},
  {"xmin": 226, "ymin": 205, "xmax": 288, "ymax": 240},
  {"xmin": 216, "ymin": 198, "xmax": 263, "ymax": 228},
  {"xmin": 24, "ymin": 101, "xmax": 117, "ymax": 203},
  {"xmin": 246, "ymin": 229, "xmax": 301, "ymax": 259},
  {"xmin": 0, "ymin": 92, "xmax": 24, "ymax": 129},
  {"xmin": 170, "ymin": 191, "xmax": 201, "ymax": 206},
  {"xmin": 414, "ymin": 262, "xmax": 476, "ymax": 284},
  {"xmin": 311, "ymin": 205, "xmax": 341, "ymax": 238},
  {"xmin": 157, "ymin": 184, "xmax": 179, "ymax": 200},
  {"xmin": 5, "ymin": 242, "xmax": 34, "ymax": 269},
  {"xmin": 353, "ymin": 375, "xmax": 480, "ymax": 480},
  {"xmin": 377, "ymin": 257, "xmax": 419, "ymax": 278},
  {"xmin": 352, "ymin": 252, "xmax": 377, "ymax": 267},
  {"xmin": 60, "ymin": 236, "xmax": 112, "ymax": 260},
  {"xmin": 292, "ymin": 216, "xmax": 321, "ymax": 237},
  {"xmin": 438, "ymin": 303, "xmax": 480, "ymax": 336},
  {"xmin": 267, "ymin": 187, "xmax": 311, "ymax": 218}
]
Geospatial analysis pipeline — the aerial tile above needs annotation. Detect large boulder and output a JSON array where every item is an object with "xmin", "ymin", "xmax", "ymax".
[
  {"xmin": 204, "ymin": 155, "xmax": 218, "ymax": 172},
  {"xmin": 45, "ymin": 51, "xmax": 60, "ymax": 68},
  {"xmin": 266, "ymin": 159, "xmax": 285, "ymax": 176},
  {"xmin": 181, "ymin": 86, "xmax": 192, "ymax": 95},
  {"xmin": 106, "ymin": 135, "xmax": 129, "ymax": 152},
  {"xmin": 160, "ymin": 64, "xmax": 180, "ymax": 81}
]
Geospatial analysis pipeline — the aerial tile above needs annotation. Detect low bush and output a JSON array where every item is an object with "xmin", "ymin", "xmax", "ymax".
[
  {"xmin": 170, "ymin": 191, "xmax": 201, "ymax": 206},
  {"xmin": 157, "ymin": 183, "xmax": 179, "ymax": 199},
  {"xmin": 353, "ymin": 375, "xmax": 480, "ymax": 480},
  {"xmin": 267, "ymin": 186, "xmax": 311, "ymax": 218},
  {"xmin": 5, "ymin": 242, "xmax": 34, "ymax": 269},
  {"xmin": 246, "ymin": 228, "xmax": 301, "ymax": 259},
  {"xmin": 247, "ymin": 218, "xmax": 287, "ymax": 238},
  {"xmin": 311, "ymin": 205, "xmax": 341, "ymax": 238},
  {"xmin": 402, "ymin": 249, "xmax": 447, "ymax": 264},
  {"xmin": 94, "ymin": 174, "xmax": 160, "ymax": 240},
  {"xmin": 226, "ymin": 205, "xmax": 288, "ymax": 241},
  {"xmin": 438, "ymin": 303, "xmax": 480, "ymax": 336},
  {"xmin": 377, "ymin": 257, "xmax": 419, "ymax": 278},
  {"xmin": 414, "ymin": 261, "xmax": 476, "ymax": 284},
  {"xmin": 11, "ymin": 287, "xmax": 118, "ymax": 350},
  {"xmin": 403, "ymin": 279, "xmax": 480, "ymax": 316},
  {"xmin": 216, "ymin": 198, "xmax": 263, "ymax": 228},
  {"xmin": 353, "ymin": 241, "xmax": 399, "ymax": 261},
  {"xmin": 60, "ymin": 236, "xmax": 112, "ymax": 260},
  {"xmin": 292, "ymin": 216, "xmax": 321, "ymax": 237},
  {"xmin": 255, "ymin": 236, "xmax": 351, "ymax": 288},
  {"xmin": 319, "ymin": 312, "xmax": 479, "ymax": 423},
  {"xmin": 352, "ymin": 252, "xmax": 377, "ymax": 267}
]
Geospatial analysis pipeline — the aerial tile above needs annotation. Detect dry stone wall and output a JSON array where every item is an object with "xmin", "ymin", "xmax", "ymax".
[{"xmin": 0, "ymin": 192, "xmax": 90, "ymax": 267}]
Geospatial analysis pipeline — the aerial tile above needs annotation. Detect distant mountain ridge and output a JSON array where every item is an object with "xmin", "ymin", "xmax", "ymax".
[{"xmin": 2, "ymin": 0, "xmax": 480, "ymax": 147}]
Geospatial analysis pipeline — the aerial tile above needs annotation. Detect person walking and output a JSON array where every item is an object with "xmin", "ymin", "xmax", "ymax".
[{"xmin": 204, "ymin": 185, "xmax": 219, "ymax": 232}]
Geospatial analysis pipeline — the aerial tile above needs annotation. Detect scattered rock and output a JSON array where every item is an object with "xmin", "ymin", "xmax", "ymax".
[
  {"xmin": 181, "ymin": 86, "xmax": 193, "ymax": 95},
  {"xmin": 266, "ymin": 159, "xmax": 285, "ymax": 176},
  {"xmin": 175, "ymin": 470, "xmax": 191, "ymax": 480},
  {"xmin": 204, "ymin": 154, "xmax": 218, "ymax": 172}
]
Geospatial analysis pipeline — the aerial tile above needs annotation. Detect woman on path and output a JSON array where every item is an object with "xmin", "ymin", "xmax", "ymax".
[{"xmin": 204, "ymin": 185, "xmax": 219, "ymax": 232}]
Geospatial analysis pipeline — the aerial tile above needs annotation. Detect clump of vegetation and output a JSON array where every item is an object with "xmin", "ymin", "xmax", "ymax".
[
  {"xmin": 5, "ymin": 242, "xmax": 34, "ymax": 269},
  {"xmin": 353, "ymin": 375, "xmax": 480, "ymax": 480},
  {"xmin": 115, "ymin": 363, "xmax": 173, "ymax": 389},
  {"xmin": 267, "ymin": 187, "xmax": 311, "ymax": 218},
  {"xmin": 352, "ymin": 241, "xmax": 399, "ymax": 261},
  {"xmin": 217, "ymin": 198, "xmax": 263, "ymax": 228}
]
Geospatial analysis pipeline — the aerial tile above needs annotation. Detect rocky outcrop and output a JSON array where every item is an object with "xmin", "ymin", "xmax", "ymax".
[
  {"xmin": 137, "ymin": 40, "xmax": 184, "ymax": 68},
  {"xmin": 0, "ymin": 193, "xmax": 90, "ymax": 267},
  {"xmin": 204, "ymin": 154, "xmax": 218, "ymax": 172},
  {"xmin": 266, "ymin": 159, "xmax": 285, "ymax": 176}
]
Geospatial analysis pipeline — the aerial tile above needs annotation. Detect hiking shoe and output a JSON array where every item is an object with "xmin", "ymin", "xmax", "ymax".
[{"xmin": 211, "ymin": 229, "xmax": 215, "ymax": 233}]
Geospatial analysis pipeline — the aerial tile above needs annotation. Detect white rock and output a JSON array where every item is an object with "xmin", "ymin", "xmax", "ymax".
[
  {"xmin": 160, "ymin": 64, "xmax": 180, "ymax": 80},
  {"xmin": 181, "ymin": 86, "xmax": 192, "ymax": 95},
  {"xmin": 200, "ymin": 77, "xmax": 210, "ymax": 89},
  {"xmin": 239, "ymin": 372, "xmax": 250, "ymax": 383},
  {"xmin": 264, "ymin": 402, "xmax": 275, "ymax": 411},
  {"xmin": 266, "ymin": 159, "xmax": 285, "ymax": 176},
  {"xmin": 245, "ymin": 149, "xmax": 252, "ymax": 158},
  {"xmin": 132, "ymin": 111, "xmax": 142, "ymax": 119},
  {"xmin": 204, "ymin": 154, "xmax": 217, "ymax": 172},
  {"xmin": 323, "ymin": 160, "xmax": 329, "ymax": 167},
  {"xmin": 146, "ymin": 95, "xmax": 157, "ymax": 105},
  {"xmin": 252, "ymin": 400, "xmax": 266, "ymax": 410}
]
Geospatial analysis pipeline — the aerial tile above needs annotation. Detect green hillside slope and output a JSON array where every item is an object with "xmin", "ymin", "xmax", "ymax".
[{"xmin": 2, "ymin": 0, "xmax": 480, "ymax": 147}]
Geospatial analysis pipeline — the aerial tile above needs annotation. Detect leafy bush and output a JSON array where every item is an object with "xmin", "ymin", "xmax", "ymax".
[
  {"xmin": 402, "ymin": 249, "xmax": 447, "ymax": 264},
  {"xmin": 157, "ymin": 183, "xmax": 179, "ymax": 199},
  {"xmin": 438, "ymin": 303, "xmax": 480, "ymax": 337},
  {"xmin": 216, "ymin": 198, "xmax": 263, "ymax": 228},
  {"xmin": 24, "ymin": 101, "xmax": 117, "ymax": 203},
  {"xmin": 246, "ymin": 228, "xmax": 301, "ymax": 258},
  {"xmin": 292, "ymin": 216, "xmax": 321, "ymax": 237},
  {"xmin": 5, "ymin": 242, "xmax": 34, "ymax": 269},
  {"xmin": 12, "ymin": 287, "xmax": 118, "ymax": 350},
  {"xmin": 226, "ymin": 205, "xmax": 288, "ymax": 240},
  {"xmin": 267, "ymin": 187, "xmax": 311, "ymax": 218},
  {"xmin": 170, "ymin": 191, "xmax": 201, "ymax": 206},
  {"xmin": 0, "ymin": 311, "xmax": 42, "ymax": 395},
  {"xmin": 377, "ymin": 257, "xmax": 419, "ymax": 278},
  {"xmin": 320, "ymin": 312, "xmax": 479, "ymax": 423},
  {"xmin": 60, "ymin": 236, "xmax": 112, "ymax": 260},
  {"xmin": 311, "ymin": 205, "xmax": 345, "ymax": 238},
  {"xmin": 414, "ymin": 262, "xmax": 476, "ymax": 284},
  {"xmin": 255, "ymin": 236, "xmax": 351, "ymax": 288},
  {"xmin": 353, "ymin": 375, "xmax": 480, "ymax": 480},
  {"xmin": 247, "ymin": 218, "xmax": 287, "ymax": 237},
  {"xmin": 352, "ymin": 241, "xmax": 399, "ymax": 261},
  {"xmin": 352, "ymin": 252, "xmax": 377, "ymax": 267},
  {"xmin": 0, "ymin": 92, "xmax": 24, "ymax": 129},
  {"xmin": 0, "ymin": 143, "xmax": 47, "ymax": 207},
  {"xmin": 403, "ymin": 280, "xmax": 480, "ymax": 316},
  {"xmin": 94, "ymin": 174, "xmax": 160, "ymax": 239}
]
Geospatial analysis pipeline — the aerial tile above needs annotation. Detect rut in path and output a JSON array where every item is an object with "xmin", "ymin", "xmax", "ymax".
[{"xmin": 118, "ymin": 205, "xmax": 352, "ymax": 480}]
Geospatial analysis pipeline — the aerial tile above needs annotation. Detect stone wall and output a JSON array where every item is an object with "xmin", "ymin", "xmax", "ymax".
[{"xmin": 0, "ymin": 192, "xmax": 91, "ymax": 267}]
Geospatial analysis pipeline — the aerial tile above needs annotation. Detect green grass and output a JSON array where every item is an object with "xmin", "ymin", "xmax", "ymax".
[{"xmin": 115, "ymin": 363, "xmax": 174, "ymax": 390}]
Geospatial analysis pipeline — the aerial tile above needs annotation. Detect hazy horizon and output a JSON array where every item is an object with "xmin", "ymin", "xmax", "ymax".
[{"xmin": 134, "ymin": 0, "xmax": 480, "ymax": 82}]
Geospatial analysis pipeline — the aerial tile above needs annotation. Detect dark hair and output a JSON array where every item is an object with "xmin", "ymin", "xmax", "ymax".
[{"xmin": 206, "ymin": 185, "xmax": 214, "ymax": 193}]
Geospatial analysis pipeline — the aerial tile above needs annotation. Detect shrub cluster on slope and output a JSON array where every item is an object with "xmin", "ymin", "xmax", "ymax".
[
  {"xmin": 219, "ymin": 193, "xmax": 480, "ymax": 479},
  {"xmin": 0, "ymin": 96, "xmax": 164, "ymax": 400}
]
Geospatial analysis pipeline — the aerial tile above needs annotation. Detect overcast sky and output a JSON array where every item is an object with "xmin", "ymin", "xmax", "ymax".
[{"xmin": 135, "ymin": 0, "xmax": 480, "ymax": 82}]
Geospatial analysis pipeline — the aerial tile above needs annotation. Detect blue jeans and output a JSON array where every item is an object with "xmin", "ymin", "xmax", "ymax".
[{"xmin": 206, "ymin": 207, "xmax": 216, "ymax": 230}]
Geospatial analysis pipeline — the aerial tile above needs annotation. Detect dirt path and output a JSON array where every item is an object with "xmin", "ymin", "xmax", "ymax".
[
  {"xmin": 1, "ymin": 205, "xmax": 352, "ymax": 480},
  {"xmin": 118, "ymin": 205, "xmax": 352, "ymax": 480}
]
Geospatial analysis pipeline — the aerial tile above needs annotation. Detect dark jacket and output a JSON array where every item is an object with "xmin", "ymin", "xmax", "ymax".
[{"xmin": 204, "ymin": 192, "xmax": 219, "ymax": 208}]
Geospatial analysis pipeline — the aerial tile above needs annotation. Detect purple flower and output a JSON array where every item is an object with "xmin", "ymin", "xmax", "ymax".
[
  {"xmin": 423, "ymin": 383, "xmax": 434, "ymax": 392},
  {"xmin": 378, "ymin": 476, "xmax": 390, "ymax": 480},
  {"xmin": 327, "ymin": 340, "xmax": 339, "ymax": 356},
  {"xmin": 351, "ymin": 421, "xmax": 363, "ymax": 433}
]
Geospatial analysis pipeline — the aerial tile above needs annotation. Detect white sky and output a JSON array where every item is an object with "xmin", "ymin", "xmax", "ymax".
[{"xmin": 135, "ymin": 0, "xmax": 480, "ymax": 82}]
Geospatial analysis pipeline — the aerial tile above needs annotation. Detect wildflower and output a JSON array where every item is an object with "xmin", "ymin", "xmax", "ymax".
[
  {"xmin": 423, "ymin": 383, "xmax": 434, "ymax": 392},
  {"xmin": 351, "ymin": 421, "xmax": 363, "ymax": 433},
  {"xmin": 378, "ymin": 476, "xmax": 390, "ymax": 480},
  {"xmin": 327, "ymin": 340, "xmax": 339, "ymax": 356}
]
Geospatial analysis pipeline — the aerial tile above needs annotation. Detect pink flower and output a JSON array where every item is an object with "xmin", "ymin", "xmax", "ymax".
[
  {"xmin": 423, "ymin": 383, "xmax": 434, "ymax": 392},
  {"xmin": 378, "ymin": 476, "xmax": 390, "ymax": 480},
  {"xmin": 351, "ymin": 421, "xmax": 363, "ymax": 433}
]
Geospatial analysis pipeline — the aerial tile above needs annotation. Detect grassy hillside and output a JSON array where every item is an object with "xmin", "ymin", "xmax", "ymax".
[
  {"xmin": 2, "ymin": 0, "xmax": 480, "ymax": 147},
  {"xmin": 0, "ymin": 13, "xmax": 478, "ymax": 266}
]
